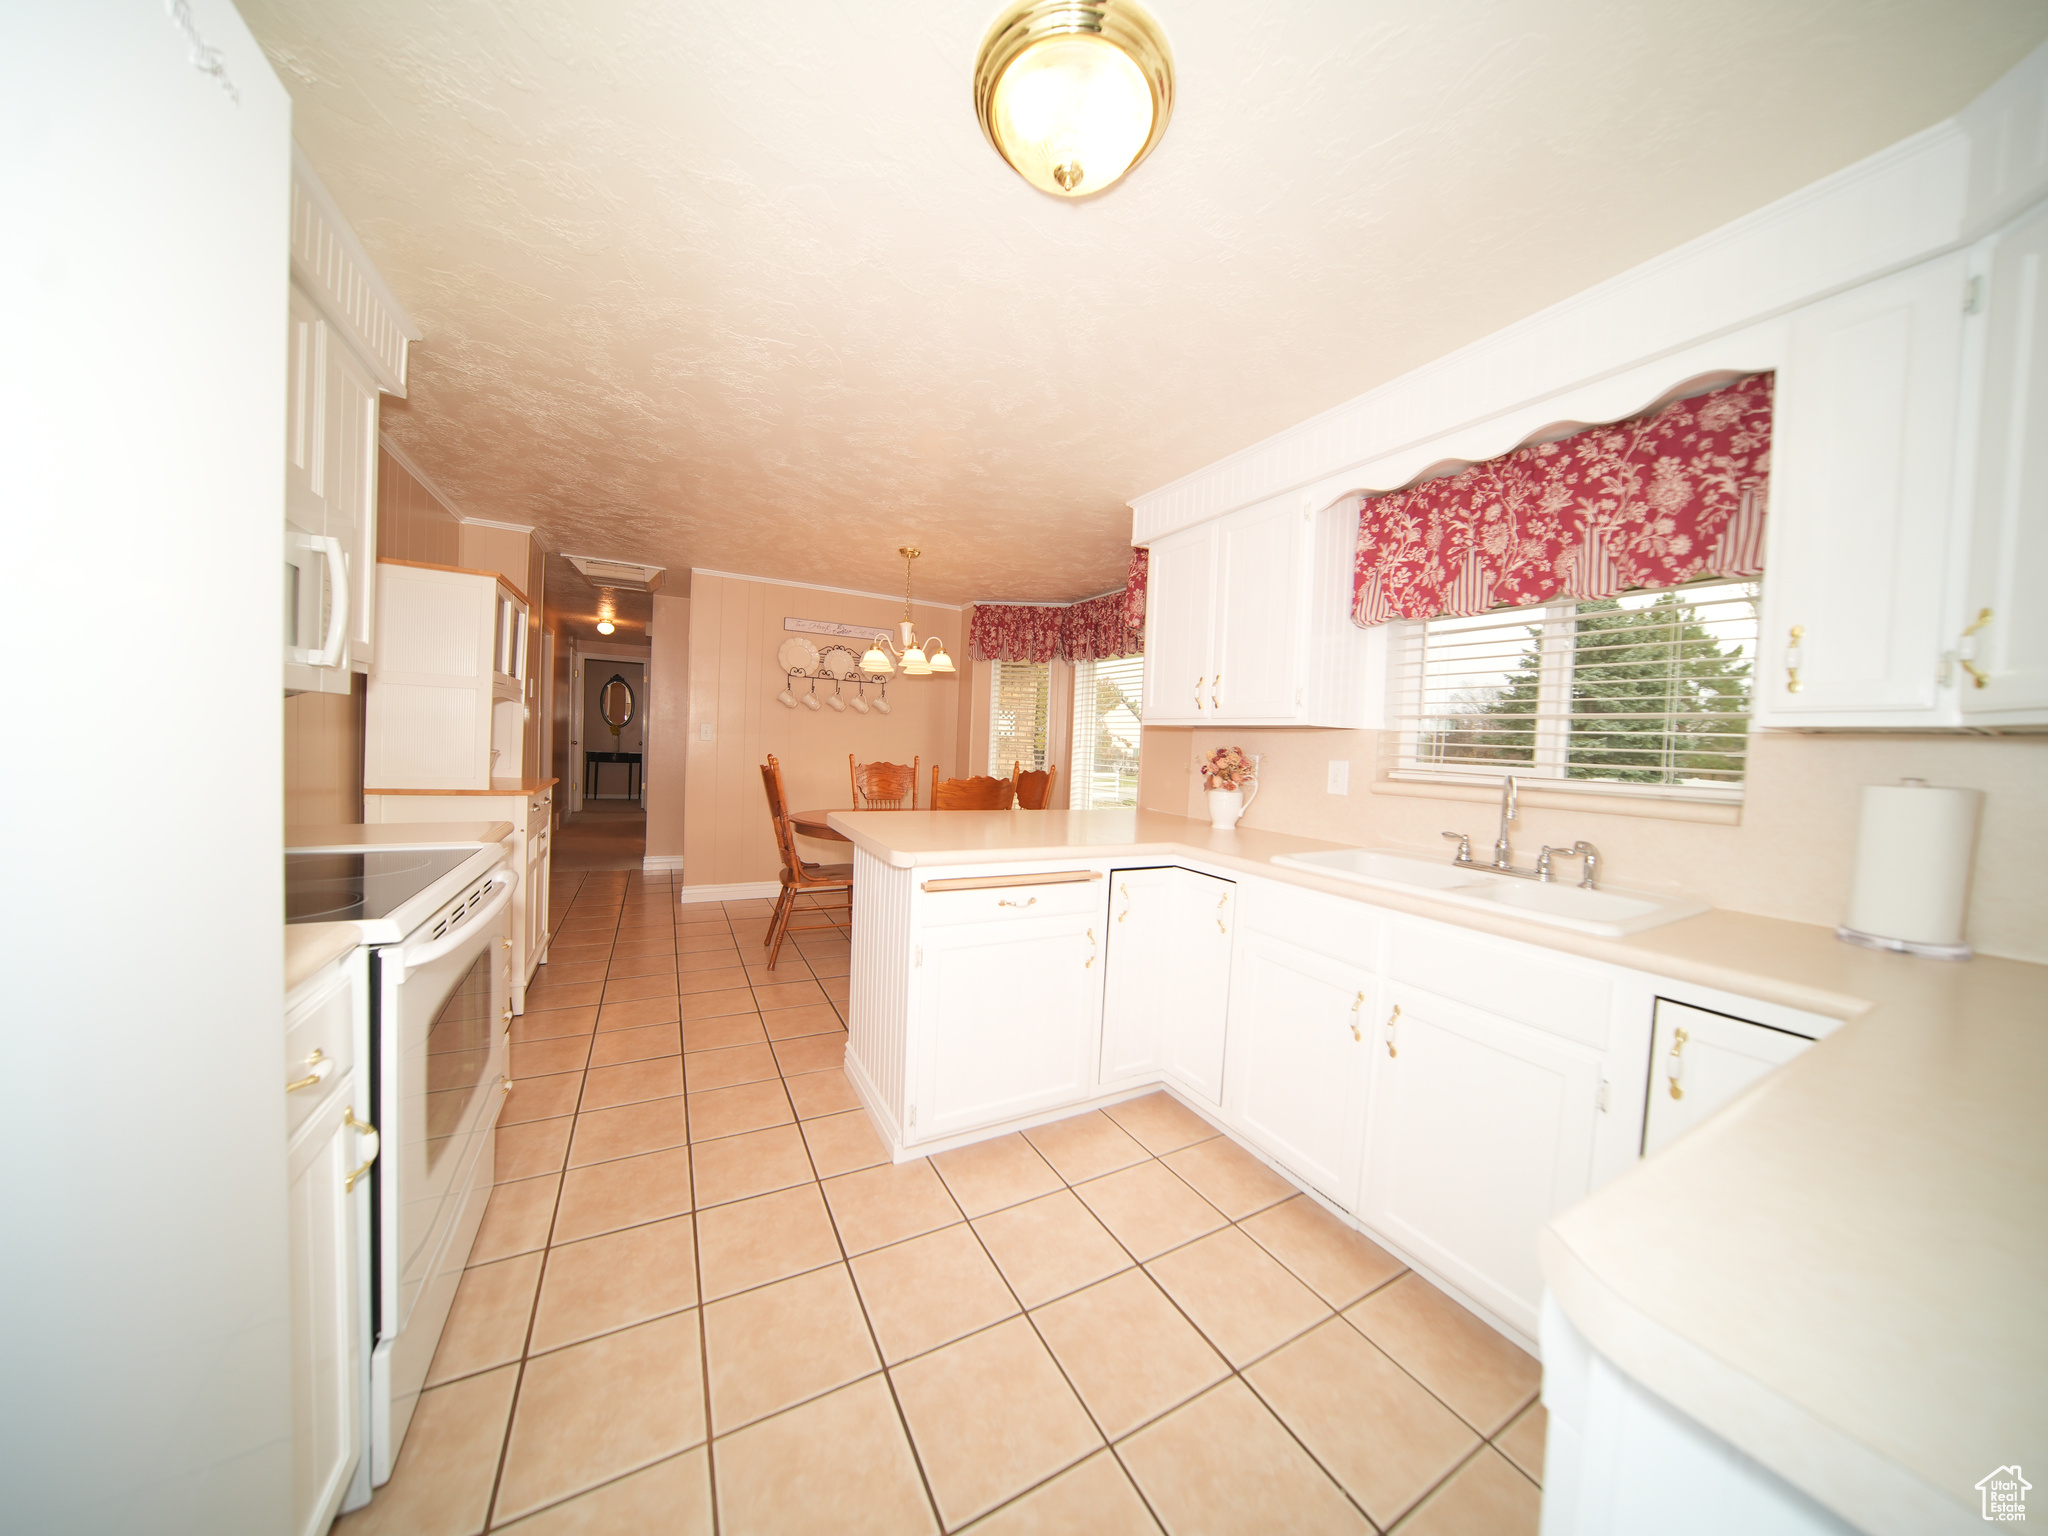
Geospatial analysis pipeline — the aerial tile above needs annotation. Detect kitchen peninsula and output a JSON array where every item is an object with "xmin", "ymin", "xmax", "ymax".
[{"xmin": 828, "ymin": 807, "xmax": 2047, "ymax": 1535}]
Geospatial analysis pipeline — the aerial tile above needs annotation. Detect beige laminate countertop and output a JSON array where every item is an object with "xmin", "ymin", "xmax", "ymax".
[
  {"xmin": 828, "ymin": 807, "xmax": 2047, "ymax": 1535},
  {"xmin": 364, "ymin": 778, "xmax": 558, "ymax": 796}
]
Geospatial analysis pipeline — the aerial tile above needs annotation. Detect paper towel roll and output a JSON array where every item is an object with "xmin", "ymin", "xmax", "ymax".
[{"xmin": 1843, "ymin": 779, "xmax": 1982, "ymax": 949}]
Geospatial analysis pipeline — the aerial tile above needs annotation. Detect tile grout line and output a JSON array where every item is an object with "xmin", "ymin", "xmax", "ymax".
[
  {"xmin": 692, "ymin": 900, "xmax": 722, "ymax": 1536},
  {"xmin": 480, "ymin": 880, "xmax": 621, "ymax": 1532}
]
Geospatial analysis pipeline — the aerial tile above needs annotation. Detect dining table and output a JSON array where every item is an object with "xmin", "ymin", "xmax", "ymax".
[{"xmin": 790, "ymin": 809, "xmax": 854, "ymax": 843}]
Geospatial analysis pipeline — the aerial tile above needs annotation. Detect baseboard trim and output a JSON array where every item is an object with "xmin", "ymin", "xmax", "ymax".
[
  {"xmin": 640, "ymin": 855, "xmax": 686, "ymax": 872},
  {"xmin": 676, "ymin": 880, "xmax": 782, "ymax": 904}
]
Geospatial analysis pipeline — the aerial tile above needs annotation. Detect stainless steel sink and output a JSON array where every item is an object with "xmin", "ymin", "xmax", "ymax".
[{"xmin": 1269, "ymin": 847, "xmax": 1708, "ymax": 937}]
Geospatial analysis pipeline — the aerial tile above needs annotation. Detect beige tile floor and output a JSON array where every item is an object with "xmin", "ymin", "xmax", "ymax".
[{"xmin": 334, "ymin": 869, "xmax": 1546, "ymax": 1536}]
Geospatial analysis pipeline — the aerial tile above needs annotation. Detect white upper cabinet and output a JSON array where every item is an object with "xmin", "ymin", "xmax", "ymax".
[
  {"xmin": 367, "ymin": 563, "xmax": 529, "ymax": 790},
  {"xmin": 284, "ymin": 148, "xmax": 416, "ymax": 697},
  {"xmin": 1960, "ymin": 201, "xmax": 2048, "ymax": 722},
  {"xmin": 1143, "ymin": 495, "xmax": 1371, "ymax": 728},
  {"xmin": 1757, "ymin": 252, "xmax": 1970, "ymax": 725}
]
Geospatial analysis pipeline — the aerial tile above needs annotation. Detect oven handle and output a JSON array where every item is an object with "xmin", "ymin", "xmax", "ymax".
[{"xmin": 398, "ymin": 865, "xmax": 519, "ymax": 980}]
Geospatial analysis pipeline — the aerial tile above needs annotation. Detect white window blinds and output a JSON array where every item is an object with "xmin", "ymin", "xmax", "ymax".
[
  {"xmin": 1392, "ymin": 579, "xmax": 1760, "ymax": 799},
  {"xmin": 1072, "ymin": 654, "xmax": 1145, "ymax": 807},
  {"xmin": 989, "ymin": 660, "xmax": 1050, "ymax": 779}
]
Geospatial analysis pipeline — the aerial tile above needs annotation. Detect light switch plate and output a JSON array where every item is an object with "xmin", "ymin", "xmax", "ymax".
[
  {"xmin": 1327, "ymin": 760, "xmax": 1350, "ymax": 794},
  {"xmin": 699, "ymin": 723, "xmax": 715, "ymax": 741}
]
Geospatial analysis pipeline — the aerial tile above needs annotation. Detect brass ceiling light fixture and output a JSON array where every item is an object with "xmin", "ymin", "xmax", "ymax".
[
  {"xmin": 974, "ymin": 0, "xmax": 1175, "ymax": 199},
  {"xmin": 860, "ymin": 548, "xmax": 956, "ymax": 676}
]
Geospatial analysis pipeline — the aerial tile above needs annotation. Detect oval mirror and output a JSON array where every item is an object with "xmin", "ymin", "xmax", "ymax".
[{"xmin": 600, "ymin": 673, "xmax": 636, "ymax": 735}]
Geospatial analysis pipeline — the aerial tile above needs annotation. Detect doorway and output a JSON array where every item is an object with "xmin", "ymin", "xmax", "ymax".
[{"xmin": 558, "ymin": 645, "xmax": 651, "ymax": 872}]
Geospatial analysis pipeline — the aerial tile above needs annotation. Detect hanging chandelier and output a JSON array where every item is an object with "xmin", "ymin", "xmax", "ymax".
[
  {"xmin": 861, "ymin": 549, "xmax": 956, "ymax": 676},
  {"xmin": 973, "ymin": 0, "xmax": 1175, "ymax": 199}
]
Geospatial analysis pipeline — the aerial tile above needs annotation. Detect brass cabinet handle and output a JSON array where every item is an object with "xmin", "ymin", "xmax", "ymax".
[
  {"xmin": 1667, "ymin": 1026, "xmax": 1688, "ymax": 1100},
  {"xmin": 1958, "ymin": 607, "xmax": 1993, "ymax": 689},
  {"xmin": 1211, "ymin": 672, "xmax": 1220, "ymax": 709},
  {"xmin": 1785, "ymin": 625, "xmax": 1805, "ymax": 693},
  {"xmin": 500, "ymin": 1075, "xmax": 514, "ymax": 1095},
  {"xmin": 285, "ymin": 1047, "xmax": 332, "ymax": 1094},
  {"xmin": 1084, "ymin": 927, "xmax": 1097, "ymax": 968},
  {"xmin": 1385, "ymin": 1003, "xmax": 1401, "ymax": 1057},
  {"xmin": 997, "ymin": 897, "xmax": 1037, "ymax": 909},
  {"xmin": 343, "ymin": 1107, "xmax": 380, "ymax": 1193},
  {"xmin": 1194, "ymin": 676, "xmax": 1204, "ymax": 710},
  {"xmin": 1349, "ymin": 990, "xmax": 1364, "ymax": 1041}
]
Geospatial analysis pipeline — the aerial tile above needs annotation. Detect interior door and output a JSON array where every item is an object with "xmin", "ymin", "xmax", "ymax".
[
  {"xmin": 1212, "ymin": 500, "xmax": 1306, "ymax": 722},
  {"xmin": 1226, "ymin": 931, "xmax": 1372, "ymax": 1205},
  {"xmin": 1362, "ymin": 983, "xmax": 1600, "ymax": 1338}
]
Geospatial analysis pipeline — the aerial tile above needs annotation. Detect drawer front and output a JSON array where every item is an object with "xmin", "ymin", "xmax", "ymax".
[
  {"xmin": 917, "ymin": 870, "xmax": 1106, "ymax": 928},
  {"xmin": 1388, "ymin": 920, "xmax": 1612, "ymax": 1049},
  {"xmin": 1241, "ymin": 876, "xmax": 1382, "ymax": 965},
  {"xmin": 285, "ymin": 956, "xmax": 359, "ymax": 1136}
]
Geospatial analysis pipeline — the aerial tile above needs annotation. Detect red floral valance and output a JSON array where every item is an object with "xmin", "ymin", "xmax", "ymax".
[
  {"xmin": 1351, "ymin": 373, "xmax": 1773, "ymax": 627},
  {"xmin": 971, "ymin": 548, "xmax": 1149, "ymax": 663}
]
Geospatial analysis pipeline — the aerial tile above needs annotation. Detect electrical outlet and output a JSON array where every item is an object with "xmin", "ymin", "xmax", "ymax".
[
  {"xmin": 1327, "ymin": 759, "xmax": 1350, "ymax": 794},
  {"xmin": 699, "ymin": 723, "xmax": 714, "ymax": 741}
]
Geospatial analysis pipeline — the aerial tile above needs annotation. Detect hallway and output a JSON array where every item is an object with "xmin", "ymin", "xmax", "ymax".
[{"xmin": 551, "ymin": 798, "xmax": 647, "ymax": 873}]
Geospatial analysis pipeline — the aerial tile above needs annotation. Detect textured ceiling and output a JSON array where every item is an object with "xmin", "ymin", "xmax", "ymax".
[{"xmin": 242, "ymin": 0, "xmax": 2048, "ymax": 635}]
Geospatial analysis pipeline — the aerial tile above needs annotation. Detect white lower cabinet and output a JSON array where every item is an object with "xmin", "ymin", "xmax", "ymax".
[
  {"xmin": 1225, "ymin": 931, "xmax": 1375, "ymax": 1208},
  {"xmin": 916, "ymin": 910, "xmax": 1102, "ymax": 1140},
  {"xmin": 1099, "ymin": 866, "xmax": 1234, "ymax": 1104},
  {"xmin": 1360, "ymin": 983, "xmax": 1602, "ymax": 1340},
  {"xmin": 285, "ymin": 948, "xmax": 370, "ymax": 1536}
]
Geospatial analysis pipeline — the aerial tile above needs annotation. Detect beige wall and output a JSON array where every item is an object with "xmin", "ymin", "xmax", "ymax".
[
  {"xmin": 684, "ymin": 572, "xmax": 963, "ymax": 888},
  {"xmin": 375, "ymin": 445, "xmax": 460, "ymax": 564},
  {"xmin": 647, "ymin": 594, "xmax": 691, "ymax": 859},
  {"xmin": 283, "ymin": 680, "xmax": 362, "ymax": 828},
  {"xmin": 1143, "ymin": 724, "xmax": 2048, "ymax": 964}
]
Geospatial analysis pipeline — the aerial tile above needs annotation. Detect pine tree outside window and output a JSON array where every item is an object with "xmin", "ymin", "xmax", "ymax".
[{"xmin": 1393, "ymin": 579, "xmax": 1759, "ymax": 800}]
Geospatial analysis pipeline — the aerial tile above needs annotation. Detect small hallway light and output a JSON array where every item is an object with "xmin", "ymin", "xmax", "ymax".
[{"xmin": 595, "ymin": 619, "xmax": 616, "ymax": 635}]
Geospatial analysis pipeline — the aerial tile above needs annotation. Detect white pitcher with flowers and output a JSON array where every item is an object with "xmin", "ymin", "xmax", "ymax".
[{"xmin": 1199, "ymin": 746, "xmax": 1260, "ymax": 830}]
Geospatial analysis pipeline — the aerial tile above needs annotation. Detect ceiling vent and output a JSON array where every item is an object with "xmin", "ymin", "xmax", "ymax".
[{"xmin": 565, "ymin": 554, "xmax": 667, "ymax": 593}]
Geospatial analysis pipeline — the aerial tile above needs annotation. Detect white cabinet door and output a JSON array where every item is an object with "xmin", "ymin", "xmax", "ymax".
[
  {"xmin": 1212, "ymin": 500, "xmax": 1306, "ymax": 722},
  {"xmin": 328, "ymin": 341, "xmax": 381, "ymax": 676},
  {"xmin": 1361, "ymin": 983, "xmax": 1600, "ymax": 1338},
  {"xmin": 1226, "ymin": 931, "xmax": 1373, "ymax": 1206},
  {"xmin": 1098, "ymin": 868, "xmax": 1234, "ymax": 1104},
  {"xmin": 1143, "ymin": 525, "xmax": 1216, "ymax": 726},
  {"xmin": 1759, "ymin": 253, "xmax": 1969, "ymax": 724},
  {"xmin": 916, "ymin": 912, "xmax": 1102, "ymax": 1139},
  {"xmin": 1641, "ymin": 1000, "xmax": 1812, "ymax": 1156},
  {"xmin": 288, "ymin": 1077, "xmax": 363, "ymax": 1536},
  {"xmin": 1961, "ymin": 202, "xmax": 2048, "ymax": 724}
]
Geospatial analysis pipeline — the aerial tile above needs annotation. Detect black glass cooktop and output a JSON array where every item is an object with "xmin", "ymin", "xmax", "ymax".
[{"xmin": 285, "ymin": 848, "xmax": 476, "ymax": 925}]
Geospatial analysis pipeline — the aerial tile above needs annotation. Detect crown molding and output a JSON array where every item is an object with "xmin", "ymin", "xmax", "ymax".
[
  {"xmin": 376, "ymin": 434, "xmax": 533, "ymax": 534},
  {"xmin": 290, "ymin": 143, "xmax": 419, "ymax": 395}
]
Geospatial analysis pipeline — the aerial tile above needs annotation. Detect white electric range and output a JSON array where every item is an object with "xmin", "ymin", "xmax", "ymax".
[{"xmin": 285, "ymin": 833, "xmax": 516, "ymax": 1502}]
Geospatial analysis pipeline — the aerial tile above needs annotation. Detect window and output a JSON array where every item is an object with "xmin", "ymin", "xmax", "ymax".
[
  {"xmin": 989, "ymin": 660, "xmax": 1049, "ymax": 779},
  {"xmin": 1392, "ymin": 579, "xmax": 1759, "ymax": 799},
  {"xmin": 1072, "ymin": 654, "xmax": 1145, "ymax": 807}
]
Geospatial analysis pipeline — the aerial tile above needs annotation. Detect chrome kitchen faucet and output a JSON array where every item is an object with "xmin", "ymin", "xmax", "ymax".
[{"xmin": 1439, "ymin": 776, "xmax": 1602, "ymax": 887}]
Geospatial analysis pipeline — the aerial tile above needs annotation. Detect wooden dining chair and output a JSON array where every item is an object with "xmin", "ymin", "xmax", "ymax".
[
  {"xmin": 930, "ymin": 767, "xmax": 1017, "ymax": 810},
  {"xmin": 761, "ymin": 754, "xmax": 853, "ymax": 968},
  {"xmin": 1012, "ymin": 762, "xmax": 1058, "ymax": 809},
  {"xmin": 850, "ymin": 754, "xmax": 919, "ymax": 810}
]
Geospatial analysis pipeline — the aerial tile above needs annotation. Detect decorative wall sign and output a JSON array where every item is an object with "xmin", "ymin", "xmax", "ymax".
[{"xmin": 784, "ymin": 617, "xmax": 883, "ymax": 641}]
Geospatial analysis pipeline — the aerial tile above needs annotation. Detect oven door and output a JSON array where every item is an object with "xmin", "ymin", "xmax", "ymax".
[{"xmin": 369, "ymin": 864, "xmax": 514, "ymax": 1482}]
